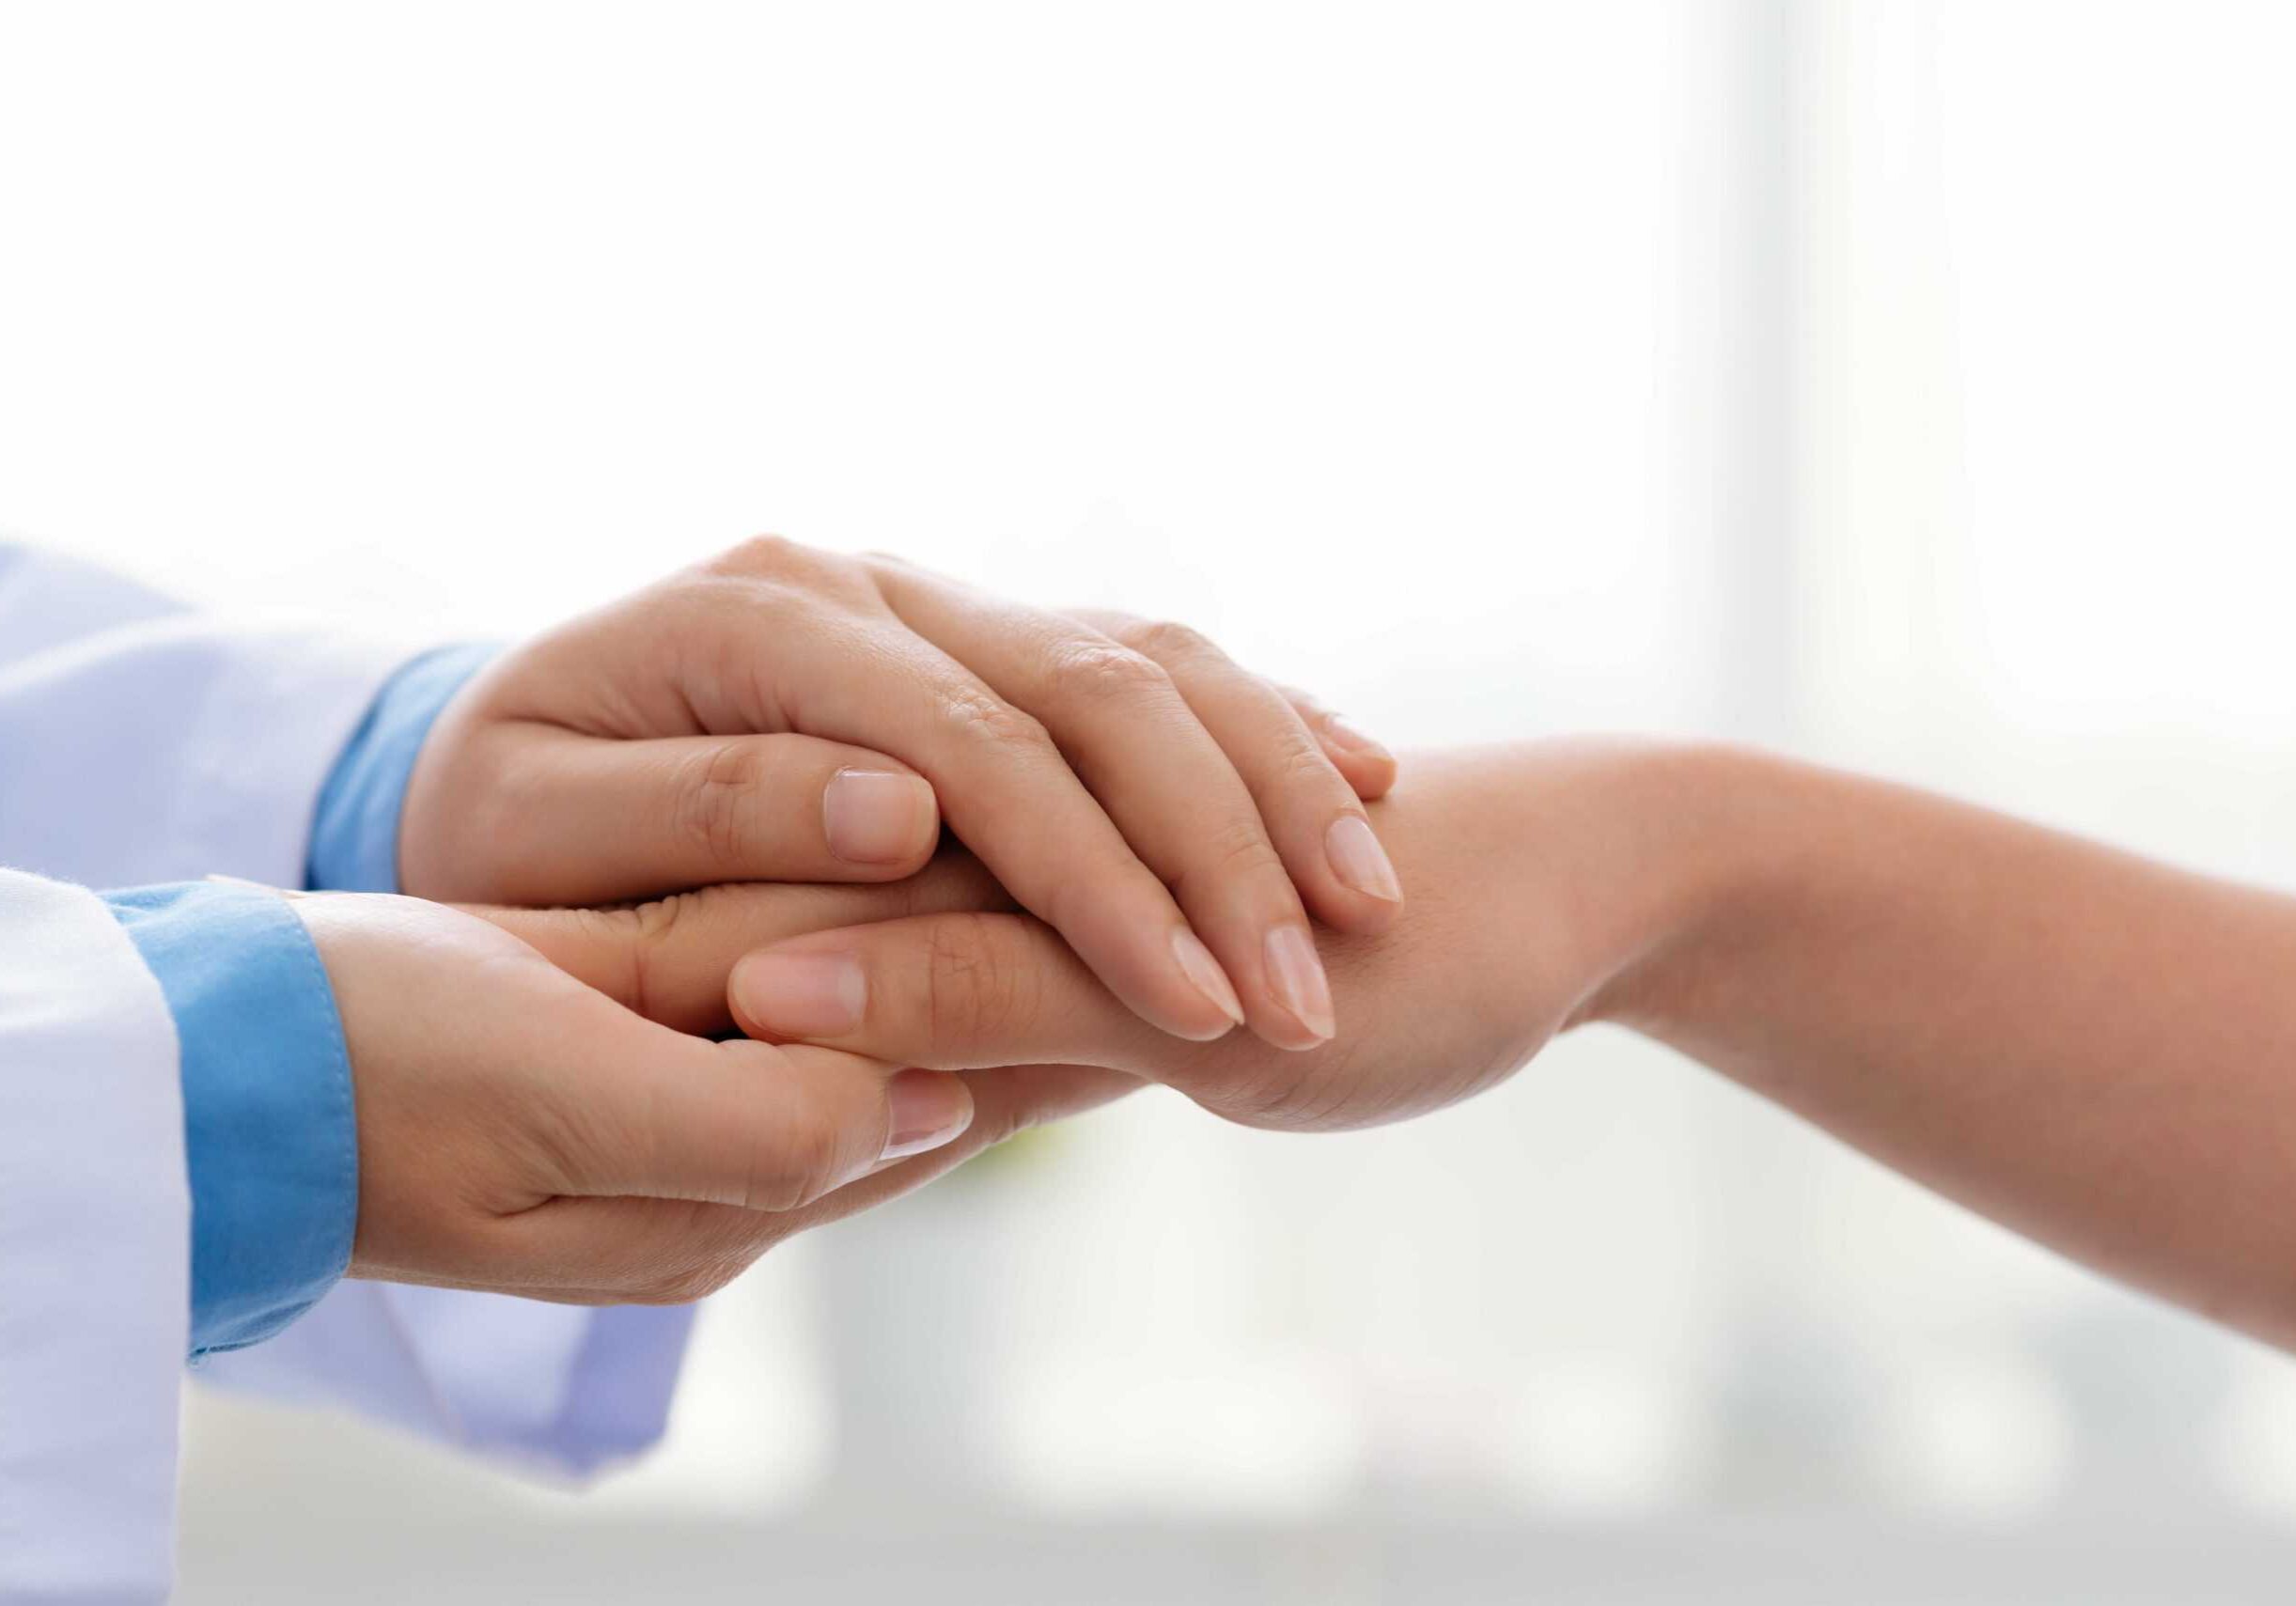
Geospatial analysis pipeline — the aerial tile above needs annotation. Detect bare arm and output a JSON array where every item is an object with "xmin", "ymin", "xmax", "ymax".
[
  {"xmin": 711, "ymin": 739, "xmax": 2296, "ymax": 1349},
  {"xmin": 1603, "ymin": 745, "xmax": 2296, "ymax": 1347}
]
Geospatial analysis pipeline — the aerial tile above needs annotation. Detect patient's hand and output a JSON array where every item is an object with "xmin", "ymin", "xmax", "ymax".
[
  {"xmin": 588, "ymin": 738, "xmax": 2296, "ymax": 1355},
  {"xmin": 716, "ymin": 742, "xmax": 1703, "ymax": 1130}
]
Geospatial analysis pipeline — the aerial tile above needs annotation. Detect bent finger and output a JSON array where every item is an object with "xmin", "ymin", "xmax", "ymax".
[
  {"xmin": 873, "ymin": 572, "xmax": 1335, "ymax": 1049},
  {"xmin": 1273, "ymin": 684, "xmax": 1400, "ymax": 802},
  {"xmin": 1073, "ymin": 611, "xmax": 1402, "ymax": 933},
  {"xmin": 778, "ymin": 625, "xmax": 1251, "ymax": 1043}
]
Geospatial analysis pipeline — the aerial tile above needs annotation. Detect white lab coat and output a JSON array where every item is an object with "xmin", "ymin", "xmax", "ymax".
[{"xmin": 0, "ymin": 544, "xmax": 693, "ymax": 1603}]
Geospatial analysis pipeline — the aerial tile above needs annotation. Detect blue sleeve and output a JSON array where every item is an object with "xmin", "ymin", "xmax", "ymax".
[
  {"xmin": 305, "ymin": 643, "xmax": 498, "ymax": 894},
  {"xmin": 104, "ymin": 881, "xmax": 358, "ymax": 1357}
]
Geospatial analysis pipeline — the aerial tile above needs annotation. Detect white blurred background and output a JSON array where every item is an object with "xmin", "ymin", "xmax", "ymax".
[{"xmin": 7, "ymin": 2, "xmax": 2296, "ymax": 1599}]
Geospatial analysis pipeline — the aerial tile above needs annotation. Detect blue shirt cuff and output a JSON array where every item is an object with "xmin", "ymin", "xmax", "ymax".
[
  {"xmin": 106, "ymin": 881, "xmax": 358, "ymax": 1357},
  {"xmin": 307, "ymin": 643, "xmax": 497, "ymax": 894}
]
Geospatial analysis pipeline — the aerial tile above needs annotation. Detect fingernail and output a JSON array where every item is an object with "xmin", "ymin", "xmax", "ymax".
[
  {"xmin": 823, "ymin": 769, "xmax": 937, "ymax": 864},
  {"xmin": 1263, "ymin": 926, "xmax": 1336, "ymax": 1042},
  {"xmin": 730, "ymin": 951, "xmax": 866, "ymax": 1037},
  {"xmin": 1172, "ymin": 928, "xmax": 1245, "ymax": 1028},
  {"xmin": 882, "ymin": 1068, "xmax": 974, "ymax": 1161},
  {"xmin": 1321, "ymin": 715, "xmax": 1392, "ymax": 761},
  {"xmin": 1324, "ymin": 815, "xmax": 1402, "ymax": 902}
]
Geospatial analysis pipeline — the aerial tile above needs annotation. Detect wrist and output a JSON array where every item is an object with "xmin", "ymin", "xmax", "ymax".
[{"xmin": 1570, "ymin": 740, "xmax": 1797, "ymax": 1037}]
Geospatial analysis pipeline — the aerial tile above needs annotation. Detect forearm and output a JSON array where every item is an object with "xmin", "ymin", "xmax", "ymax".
[
  {"xmin": 1598, "ymin": 745, "xmax": 2296, "ymax": 1346},
  {"xmin": 708, "ymin": 732, "xmax": 2296, "ymax": 1348}
]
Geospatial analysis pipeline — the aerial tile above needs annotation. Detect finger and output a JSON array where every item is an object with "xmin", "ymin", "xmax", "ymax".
[
  {"xmin": 470, "ymin": 849, "xmax": 1015, "ymax": 1033},
  {"xmin": 1073, "ymin": 611, "xmax": 1402, "ymax": 933},
  {"xmin": 728, "ymin": 915, "xmax": 1310, "ymax": 1126},
  {"xmin": 491, "ymin": 1062, "xmax": 1143, "ymax": 1303},
  {"xmin": 832, "ymin": 1062, "xmax": 1144, "ymax": 1192},
  {"xmin": 467, "ymin": 728, "xmax": 941, "ymax": 905},
  {"xmin": 1049, "ymin": 608, "xmax": 1398, "ymax": 803},
  {"xmin": 1274, "ymin": 685, "xmax": 1400, "ymax": 802},
  {"xmin": 772, "ymin": 621, "xmax": 1254, "ymax": 1046},
  {"xmin": 560, "ymin": 1026, "xmax": 976, "ymax": 1214},
  {"xmin": 729, "ymin": 912, "xmax": 1187, "ymax": 1081},
  {"xmin": 868, "ymin": 569, "xmax": 1337, "ymax": 1050}
]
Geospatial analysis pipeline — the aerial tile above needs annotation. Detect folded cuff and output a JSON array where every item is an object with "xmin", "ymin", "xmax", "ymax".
[
  {"xmin": 306, "ymin": 642, "xmax": 499, "ymax": 894},
  {"xmin": 106, "ymin": 881, "xmax": 357, "ymax": 1357}
]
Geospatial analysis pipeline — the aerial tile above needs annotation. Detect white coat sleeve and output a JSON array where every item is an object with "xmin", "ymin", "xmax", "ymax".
[
  {"xmin": 0, "ymin": 870, "xmax": 188, "ymax": 1605},
  {"xmin": 0, "ymin": 540, "xmax": 695, "ymax": 1489}
]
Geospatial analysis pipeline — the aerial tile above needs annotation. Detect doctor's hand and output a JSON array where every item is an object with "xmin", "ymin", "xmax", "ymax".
[
  {"xmin": 291, "ymin": 877, "xmax": 1132, "ymax": 1303},
  {"xmin": 716, "ymin": 743, "xmax": 1703, "ymax": 1131},
  {"xmin": 396, "ymin": 537, "xmax": 1401, "ymax": 1053}
]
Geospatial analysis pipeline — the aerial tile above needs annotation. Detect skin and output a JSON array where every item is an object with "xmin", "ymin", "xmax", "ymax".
[
  {"xmin": 397, "ymin": 536, "xmax": 1403, "ymax": 1052},
  {"xmin": 706, "ymin": 740, "xmax": 2296, "ymax": 1353},
  {"xmin": 291, "ymin": 872, "xmax": 1133, "ymax": 1305},
  {"xmin": 282, "ymin": 538, "xmax": 1409, "ymax": 1302}
]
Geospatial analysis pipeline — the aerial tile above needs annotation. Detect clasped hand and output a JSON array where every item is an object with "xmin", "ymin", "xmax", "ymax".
[
  {"xmin": 298, "ymin": 537, "xmax": 1535, "ymax": 1308},
  {"xmin": 310, "ymin": 739, "xmax": 1659, "ymax": 1307}
]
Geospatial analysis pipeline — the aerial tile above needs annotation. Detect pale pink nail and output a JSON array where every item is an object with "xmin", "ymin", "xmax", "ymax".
[
  {"xmin": 1263, "ymin": 926, "xmax": 1336, "ymax": 1042},
  {"xmin": 1171, "ymin": 928, "xmax": 1245, "ymax": 1028},
  {"xmin": 731, "ymin": 951, "xmax": 866, "ymax": 1037},
  {"xmin": 823, "ymin": 769, "xmax": 937, "ymax": 864},
  {"xmin": 1324, "ymin": 815, "xmax": 1402, "ymax": 902},
  {"xmin": 882, "ymin": 1069, "xmax": 974, "ymax": 1160}
]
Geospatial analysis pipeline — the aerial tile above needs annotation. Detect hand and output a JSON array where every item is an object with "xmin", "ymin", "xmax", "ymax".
[
  {"xmin": 292, "ymin": 873, "xmax": 1135, "ymax": 1303},
  {"xmin": 597, "ymin": 736, "xmax": 2296, "ymax": 1355},
  {"xmin": 709, "ymin": 742, "xmax": 1708, "ymax": 1130},
  {"xmin": 399, "ymin": 537, "xmax": 1402, "ymax": 1052}
]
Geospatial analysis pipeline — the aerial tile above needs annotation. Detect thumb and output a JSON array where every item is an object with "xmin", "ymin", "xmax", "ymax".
[
  {"xmin": 556, "ymin": 1023, "xmax": 976, "ymax": 1214},
  {"xmin": 491, "ymin": 1062, "xmax": 1136, "ymax": 1305}
]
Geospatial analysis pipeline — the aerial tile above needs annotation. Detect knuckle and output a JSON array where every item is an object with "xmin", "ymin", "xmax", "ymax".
[
  {"xmin": 1209, "ymin": 814, "xmax": 1283, "ymax": 875},
  {"xmin": 1125, "ymin": 617, "xmax": 1219, "ymax": 665},
  {"xmin": 558, "ymin": 904, "xmax": 655, "ymax": 1016},
  {"xmin": 924, "ymin": 913, "xmax": 1039, "ymax": 1045},
  {"xmin": 943, "ymin": 685, "xmax": 1053, "ymax": 756},
  {"xmin": 1044, "ymin": 639, "xmax": 1171, "ymax": 707},
  {"xmin": 1272, "ymin": 729, "xmax": 1343, "ymax": 789},
  {"xmin": 970, "ymin": 1099, "xmax": 1039, "ymax": 1154},
  {"xmin": 618, "ymin": 893, "xmax": 691, "ymax": 1021},
  {"xmin": 674, "ymin": 741, "xmax": 773, "ymax": 871},
  {"xmin": 1171, "ymin": 816, "xmax": 1284, "ymax": 901},
  {"xmin": 709, "ymin": 533, "xmax": 809, "ymax": 578}
]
